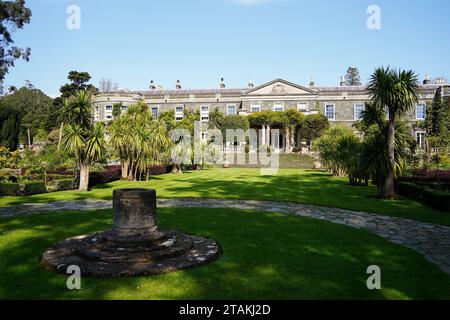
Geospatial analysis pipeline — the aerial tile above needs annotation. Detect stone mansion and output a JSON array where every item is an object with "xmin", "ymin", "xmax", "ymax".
[{"xmin": 92, "ymin": 77, "xmax": 450, "ymax": 153}]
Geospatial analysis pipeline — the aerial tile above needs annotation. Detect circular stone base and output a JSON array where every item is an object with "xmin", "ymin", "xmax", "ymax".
[{"xmin": 40, "ymin": 230, "xmax": 222, "ymax": 277}]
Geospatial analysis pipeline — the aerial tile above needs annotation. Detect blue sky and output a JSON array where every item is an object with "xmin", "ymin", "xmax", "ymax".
[{"xmin": 4, "ymin": 0, "xmax": 450, "ymax": 96}]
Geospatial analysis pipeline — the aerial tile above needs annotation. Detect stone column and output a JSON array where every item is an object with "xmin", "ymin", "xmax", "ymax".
[
  {"xmin": 261, "ymin": 125, "xmax": 266, "ymax": 145},
  {"xmin": 285, "ymin": 128, "xmax": 291, "ymax": 153},
  {"xmin": 112, "ymin": 188, "xmax": 165, "ymax": 243},
  {"xmin": 266, "ymin": 125, "xmax": 271, "ymax": 147}
]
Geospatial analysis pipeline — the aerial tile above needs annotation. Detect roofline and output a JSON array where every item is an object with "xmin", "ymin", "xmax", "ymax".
[{"xmin": 243, "ymin": 78, "xmax": 317, "ymax": 95}]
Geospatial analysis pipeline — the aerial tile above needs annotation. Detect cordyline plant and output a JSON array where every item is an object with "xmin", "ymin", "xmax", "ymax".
[
  {"xmin": 61, "ymin": 90, "xmax": 107, "ymax": 191},
  {"xmin": 366, "ymin": 67, "xmax": 421, "ymax": 199}
]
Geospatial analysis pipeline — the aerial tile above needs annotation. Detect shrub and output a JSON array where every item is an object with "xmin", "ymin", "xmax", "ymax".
[
  {"xmin": 397, "ymin": 181, "xmax": 450, "ymax": 212},
  {"xmin": 147, "ymin": 165, "xmax": 171, "ymax": 176},
  {"xmin": 24, "ymin": 174, "xmax": 74, "ymax": 182},
  {"xmin": 0, "ymin": 182, "xmax": 20, "ymax": 196},
  {"xmin": 408, "ymin": 169, "xmax": 450, "ymax": 184},
  {"xmin": 89, "ymin": 165, "xmax": 122, "ymax": 187},
  {"xmin": 21, "ymin": 181, "xmax": 47, "ymax": 196},
  {"xmin": 47, "ymin": 179, "xmax": 76, "ymax": 192}
]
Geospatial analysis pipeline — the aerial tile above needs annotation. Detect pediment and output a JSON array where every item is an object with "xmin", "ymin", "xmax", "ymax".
[{"xmin": 244, "ymin": 79, "xmax": 316, "ymax": 96}]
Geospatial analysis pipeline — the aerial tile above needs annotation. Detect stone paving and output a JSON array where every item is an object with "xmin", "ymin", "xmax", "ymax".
[{"xmin": 1, "ymin": 198, "xmax": 449, "ymax": 275}]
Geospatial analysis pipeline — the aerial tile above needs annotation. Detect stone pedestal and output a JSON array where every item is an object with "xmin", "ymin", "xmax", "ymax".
[
  {"xmin": 111, "ymin": 189, "xmax": 165, "ymax": 243},
  {"xmin": 40, "ymin": 189, "xmax": 221, "ymax": 277}
]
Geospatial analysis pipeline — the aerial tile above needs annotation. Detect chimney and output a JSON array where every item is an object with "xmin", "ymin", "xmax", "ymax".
[
  {"xmin": 340, "ymin": 76, "xmax": 346, "ymax": 86},
  {"xmin": 309, "ymin": 76, "xmax": 315, "ymax": 87},
  {"xmin": 176, "ymin": 80, "xmax": 182, "ymax": 89},
  {"xmin": 436, "ymin": 77, "xmax": 445, "ymax": 85},
  {"xmin": 220, "ymin": 77, "xmax": 226, "ymax": 89},
  {"xmin": 423, "ymin": 74, "xmax": 432, "ymax": 85},
  {"xmin": 149, "ymin": 80, "xmax": 156, "ymax": 90},
  {"xmin": 248, "ymin": 80, "xmax": 254, "ymax": 89}
]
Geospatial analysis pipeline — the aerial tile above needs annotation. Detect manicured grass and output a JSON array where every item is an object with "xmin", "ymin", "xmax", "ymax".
[
  {"xmin": 1, "ymin": 207, "xmax": 449, "ymax": 299},
  {"xmin": 1, "ymin": 169, "xmax": 449, "ymax": 226}
]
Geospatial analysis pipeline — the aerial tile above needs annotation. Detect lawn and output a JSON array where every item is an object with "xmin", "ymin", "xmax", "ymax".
[
  {"xmin": 1, "ymin": 168, "xmax": 449, "ymax": 226},
  {"xmin": 1, "ymin": 207, "xmax": 449, "ymax": 299}
]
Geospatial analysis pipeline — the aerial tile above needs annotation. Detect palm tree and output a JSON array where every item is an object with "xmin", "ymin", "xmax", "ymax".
[
  {"xmin": 367, "ymin": 67, "xmax": 420, "ymax": 199},
  {"xmin": 109, "ymin": 102, "xmax": 170, "ymax": 180},
  {"xmin": 61, "ymin": 91, "xmax": 107, "ymax": 191}
]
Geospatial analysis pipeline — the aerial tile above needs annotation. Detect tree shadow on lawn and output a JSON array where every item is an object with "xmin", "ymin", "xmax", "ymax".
[
  {"xmin": 160, "ymin": 172, "xmax": 450, "ymax": 224},
  {"xmin": 0, "ymin": 208, "xmax": 449, "ymax": 300}
]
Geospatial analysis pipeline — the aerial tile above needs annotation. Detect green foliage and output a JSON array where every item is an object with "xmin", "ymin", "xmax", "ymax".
[
  {"xmin": 397, "ymin": 181, "xmax": 450, "ymax": 212},
  {"xmin": 313, "ymin": 126, "xmax": 368, "ymax": 185},
  {"xmin": 360, "ymin": 121, "xmax": 414, "ymax": 194},
  {"xmin": 0, "ymin": 103, "xmax": 21, "ymax": 150},
  {"xmin": 345, "ymin": 67, "xmax": 362, "ymax": 86},
  {"xmin": 0, "ymin": 182, "xmax": 20, "ymax": 196},
  {"xmin": 109, "ymin": 102, "xmax": 171, "ymax": 180},
  {"xmin": 112, "ymin": 102, "xmax": 123, "ymax": 119},
  {"xmin": 59, "ymin": 71, "xmax": 97, "ymax": 99},
  {"xmin": 300, "ymin": 114, "xmax": 330, "ymax": 143},
  {"xmin": 21, "ymin": 181, "xmax": 47, "ymax": 196},
  {"xmin": 424, "ymin": 89, "xmax": 450, "ymax": 148},
  {"xmin": 209, "ymin": 108, "xmax": 250, "ymax": 139},
  {"xmin": 0, "ymin": 0, "xmax": 32, "ymax": 94},
  {"xmin": 366, "ymin": 67, "xmax": 421, "ymax": 198},
  {"xmin": 1, "ymin": 86, "xmax": 54, "ymax": 139},
  {"xmin": 0, "ymin": 146, "xmax": 19, "ymax": 169},
  {"xmin": 176, "ymin": 109, "xmax": 200, "ymax": 136},
  {"xmin": 248, "ymin": 110, "xmax": 289, "ymax": 127},
  {"xmin": 47, "ymin": 179, "xmax": 76, "ymax": 192}
]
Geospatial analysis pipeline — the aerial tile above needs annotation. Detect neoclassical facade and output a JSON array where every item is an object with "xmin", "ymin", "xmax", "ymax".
[{"xmin": 93, "ymin": 77, "xmax": 449, "ymax": 153}]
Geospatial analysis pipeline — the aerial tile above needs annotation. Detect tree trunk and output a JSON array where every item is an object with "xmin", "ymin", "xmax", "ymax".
[
  {"xmin": 382, "ymin": 112, "xmax": 396, "ymax": 199},
  {"xmin": 121, "ymin": 161, "xmax": 129, "ymax": 179},
  {"xmin": 79, "ymin": 164, "xmax": 90, "ymax": 192}
]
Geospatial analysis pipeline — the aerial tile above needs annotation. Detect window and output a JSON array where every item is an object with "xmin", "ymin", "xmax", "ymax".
[
  {"xmin": 273, "ymin": 103, "xmax": 284, "ymax": 112},
  {"xmin": 354, "ymin": 104, "xmax": 365, "ymax": 120},
  {"xmin": 251, "ymin": 104, "xmax": 261, "ymax": 113},
  {"xmin": 105, "ymin": 105, "xmax": 113, "ymax": 111},
  {"xmin": 201, "ymin": 106, "xmax": 209, "ymax": 122},
  {"xmin": 201, "ymin": 132, "xmax": 209, "ymax": 141},
  {"xmin": 227, "ymin": 105, "xmax": 237, "ymax": 115},
  {"xmin": 416, "ymin": 104, "xmax": 426, "ymax": 120},
  {"xmin": 121, "ymin": 105, "xmax": 128, "ymax": 110},
  {"xmin": 325, "ymin": 104, "xmax": 335, "ymax": 120},
  {"xmin": 106, "ymin": 115, "xmax": 113, "ymax": 120},
  {"xmin": 175, "ymin": 106, "xmax": 184, "ymax": 121},
  {"xmin": 297, "ymin": 103, "xmax": 308, "ymax": 112},
  {"xmin": 151, "ymin": 106, "xmax": 159, "ymax": 119},
  {"xmin": 416, "ymin": 132, "xmax": 425, "ymax": 148}
]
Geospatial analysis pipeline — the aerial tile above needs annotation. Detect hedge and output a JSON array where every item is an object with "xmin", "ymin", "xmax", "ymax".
[
  {"xmin": 24, "ymin": 174, "xmax": 74, "ymax": 182},
  {"xmin": 89, "ymin": 166, "xmax": 122, "ymax": 187},
  {"xmin": 21, "ymin": 181, "xmax": 47, "ymax": 196},
  {"xmin": 397, "ymin": 181, "xmax": 450, "ymax": 212},
  {"xmin": 0, "ymin": 182, "xmax": 21, "ymax": 196},
  {"xmin": 47, "ymin": 179, "xmax": 76, "ymax": 192}
]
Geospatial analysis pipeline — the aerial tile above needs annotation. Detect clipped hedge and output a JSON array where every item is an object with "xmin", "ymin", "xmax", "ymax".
[
  {"xmin": 89, "ymin": 166, "xmax": 122, "ymax": 187},
  {"xmin": 0, "ymin": 182, "xmax": 21, "ymax": 196},
  {"xmin": 397, "ymin": 181, "xmax": 450, "ymax": 212},
  {"xmin": 21, "ymin": 181, "xmax": 47, "ymax": 196},
  {"xmin": 47, "ymin": 179, "xmax": 76, "ymax": 192},
  {"xmin": 24, "ymin": 174, "xmax": 74, "ymax": 182}
]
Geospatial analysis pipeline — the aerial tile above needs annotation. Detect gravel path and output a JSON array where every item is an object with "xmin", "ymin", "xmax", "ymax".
[{"xmin": 1, "ymin": 198, "xmax": 449, "ymax": 275}]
